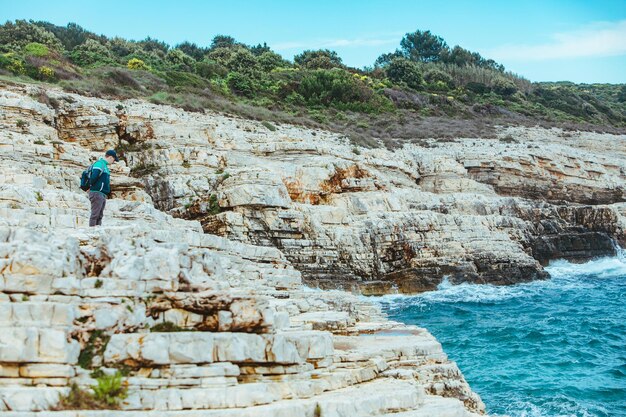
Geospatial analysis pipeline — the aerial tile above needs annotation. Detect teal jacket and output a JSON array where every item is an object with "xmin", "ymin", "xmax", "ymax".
[{"xmin": 89, "ymin": 158, "xmax": 111, "ymax": 195}]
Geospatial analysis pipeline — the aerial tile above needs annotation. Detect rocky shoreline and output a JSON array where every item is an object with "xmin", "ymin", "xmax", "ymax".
[{"xmin": 0, "ymin": 81, "xmax": 624, "ymax": 415}]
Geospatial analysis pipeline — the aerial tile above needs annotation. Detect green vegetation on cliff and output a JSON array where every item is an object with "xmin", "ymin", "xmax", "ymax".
[{"xmin": 1, "ymin": 20, "xmax": 624, "ymax": 147}]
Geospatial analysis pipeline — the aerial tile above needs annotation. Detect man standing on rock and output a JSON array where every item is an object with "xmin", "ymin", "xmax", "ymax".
[{"xmin": 89, "ymin": 149, "xmax": 118, "ymax": 227}]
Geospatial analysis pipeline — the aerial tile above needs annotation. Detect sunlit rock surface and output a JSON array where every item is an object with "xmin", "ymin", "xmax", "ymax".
[{"xmin": 0, "ymin": 83, "xmax": 494, "ymax": 415}]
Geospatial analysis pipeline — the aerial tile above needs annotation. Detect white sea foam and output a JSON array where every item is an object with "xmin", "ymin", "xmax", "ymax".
[
  {"xmin": 545, "ymin": 255, "xmax": 626, "ymax": 280},
  {"xmin": 374, "ymin": 252, "xmax": 625, "ymax": 307}
]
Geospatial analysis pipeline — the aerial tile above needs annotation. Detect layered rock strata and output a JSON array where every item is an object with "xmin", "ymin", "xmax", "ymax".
[
  {"xmin": 4, "ymin": 83, "xmax": 620, "ymax": 293},
  {"xmin": 0, "ymin": 83, "xmax": 486, "ymax": 415}
]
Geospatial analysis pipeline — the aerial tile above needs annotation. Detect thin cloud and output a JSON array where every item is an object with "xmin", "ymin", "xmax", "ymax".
[
  {"xmin": 273, "ymin": 37, "xmax": 398, "ymax": 51},
  {"xmin": 487, "ymin": 20, "xmax": 626, "ymax": 61}
]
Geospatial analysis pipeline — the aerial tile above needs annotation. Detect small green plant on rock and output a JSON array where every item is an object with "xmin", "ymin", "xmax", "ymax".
[
  {"xmin": 208, "ymin": 194, "xmax": 222, "ymax": 215},
  {"xmin": 130, "ymin": 162, "xmax": 159, "ymax": 177},
  {"xmin": 182, "ymin": 160, "xmax": 191, "ymax": 169},
  {"xmin": 78, "ymin": 330, "xmax": 110, "ymax": 369},
  {"xmin": 16, "ymin": 119, "xmax": 28, "ymax": 129},
  {"xmin": 53, "ymin": 372, "xmax": 127, "ymax": 410},
  {"xmin": 53, "ymin": 383, "xmax": 102, "ymax": 410},
  {"xmin": 92, "ymin": 372, "xmax": 127, "ymax": 407},
  {"xmin": 94, "ymin": 279, "xmax": 103, "ymax": 288},
  {"xmin": 261, "ymin": 120, "xmax": 277, "ymax": 131},
  {"xmin": 35, "ymin": 191, "xmax": 43, "ymax": 202}
]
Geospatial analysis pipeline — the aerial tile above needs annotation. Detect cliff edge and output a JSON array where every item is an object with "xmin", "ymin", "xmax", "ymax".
[{"xmin": 1, "ymin": 81, "xmax": 624, "ymax": 415}]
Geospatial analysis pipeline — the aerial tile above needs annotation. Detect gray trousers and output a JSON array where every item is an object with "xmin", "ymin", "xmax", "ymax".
[{"xmin": 89, "ymin": 192, "xmax": 107, "ymax": 226}]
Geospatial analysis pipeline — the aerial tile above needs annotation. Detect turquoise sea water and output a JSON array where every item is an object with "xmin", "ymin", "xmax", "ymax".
[{"xmin": 379, "ymin": 253, "xmax": 626, "ymax": 417}]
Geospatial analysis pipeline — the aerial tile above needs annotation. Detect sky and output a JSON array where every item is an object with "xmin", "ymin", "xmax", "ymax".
[{"xmin": 2, "ymin": 0, "xmax": 625, "ymax": 83}]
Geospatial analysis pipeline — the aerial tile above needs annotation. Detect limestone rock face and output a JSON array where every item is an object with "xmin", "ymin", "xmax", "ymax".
[
  {"xmin": 0, "ymin": 82, "xmax": 486, "ymax": 416},
  {"xmin": 26, "ymin": 85, "xmax": 621, "ymax": 294}
]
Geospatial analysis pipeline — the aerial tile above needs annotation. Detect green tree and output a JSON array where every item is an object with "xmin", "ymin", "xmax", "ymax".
[
  {"xmin": 34, "ymin": 22, "xmax": 96, "ymax": 51},
  {"xmin": 138, "ymin": 37, "xmax": 169, "ymax": 56},
  {"xmin": 0, "ymin": 20, "xmax": 63, "ymax": 53},
  {"xmin": 294, "ymin": 49, "xmax": 343, "ymax": 69},
  {"xmin": 250, "ymin": 42, "xmax": 271, "ymax": 56},
  {"xmin": 109, "ymin": 37, "xmax": 138, "ymax": 58},
  {"xmin": 374, "ymin": 51, "xmax": 403, "ymax": 67},
  {"xmin": 210, "ymin": 35, "xmax": 238, "ymax": 50},
  {"xmin": 443, "ymin": 46, "xmax": 475, "ymax": 66},
  {"xmin": 176, "ymin": 41, "xmax": 207, "ymax": 61},
  {"xmin": 399, "ymin": 30, "xmax": 449, "ymax": 63}
]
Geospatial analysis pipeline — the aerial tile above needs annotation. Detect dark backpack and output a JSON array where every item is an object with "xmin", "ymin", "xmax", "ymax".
[{"xmin": 79, "ymin": 163, "xmax": 94, "ymax": 191}]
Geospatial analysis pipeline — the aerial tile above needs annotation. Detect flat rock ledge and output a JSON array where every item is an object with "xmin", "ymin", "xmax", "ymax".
[{"xmin": 0, "ymin": 83, "xmax": 486, "ymax": 416}]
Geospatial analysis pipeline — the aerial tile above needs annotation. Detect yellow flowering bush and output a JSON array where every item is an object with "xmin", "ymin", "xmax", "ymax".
[
  {"xmin": 38, "ymin": 66, "xmax": 55, "ymax": 80},
  {"xmin": 126, "ymin": 58, "xmax": 149, "ymax": 71}
]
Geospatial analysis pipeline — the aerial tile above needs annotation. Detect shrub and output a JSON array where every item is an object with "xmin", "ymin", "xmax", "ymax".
[
  {"xmin": 70, "ymin": 39, "xmax": 113, "ymax": 66},
  {"xmin": 165, "ymin": 48, "xmax": 195, "ymax": 71},
  {"xmin": 493, "ymin": 77, "xmax": 518, "ymax": 96},
  {"xmin": 466, "ymin": 81, "xmax": 490, "ymax": 94},
  {"xmin": 208, "ymin": 194, "xmax": 222, "ymax": 215},
  {"xmin": 424, "ymin": 68, "xmax": 453, "ymax": 88},
  {"xmin": 0, "ymin": 53, "xmax": 26, "ymax": 74},
  {"xmin": 195, "ymin": 59, "xmax": 228, "ymax": 79},
  {"xmin": 617, "ymin": 85, "xmax": 626, "ymax": 103},
  {"xmin": 385, "ymin": 58, "xmax": 423, "ymax": 90},
  {"xmin": 164, "ymin": 70, "xmax": 207, "ymax": 88},
  {"xmin": 103, "ymin": 68, "xmax": 141, "ymax": 89},
  {"xmin": 297, "ymin": 69, "xmax": 370, "ymax": 106},
  {"xmin": 127, "ymin": 57, "xmax": 149, "ymax": 70},
  {"xmin": 227, "ymin": 71, "xmax": 255, "ymax": 97},
  {"xmin": 24, "ymin": 42, "xmax": 49, "ymax": 57},
  {"xmin": 53, "ymin": 383, "xmax": 103, "ymax": 410},
  {"xmin": 261, "ymin": 120, "xmax": 277, "ymax": 131},
  {"xmin": 109, "ymin": 36, "xmax": 138, "ymax": 58},
  {"xmin": 130, "ymin": 162, "xmax": 159, "ymax": 176},
  {"xmin": 38, "ymin": 65, "xmax": 55, "ymax": 80},
  {"xmin": 258, "ymin": 51, "xmax": 289, "ymax": 71},
  {"xmin": 77, "ymin": 330, "xmax": 110, "ymax": 369}
]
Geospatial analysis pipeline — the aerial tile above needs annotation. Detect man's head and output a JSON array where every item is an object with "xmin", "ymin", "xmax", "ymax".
[{"xmin": 105, "ymin": 149, "xmax": 119, "ymax": 164}]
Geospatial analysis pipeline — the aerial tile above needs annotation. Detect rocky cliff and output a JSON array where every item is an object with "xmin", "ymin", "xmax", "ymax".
[
  {"xmin": 0, "ymin": 81, "xmax": 624, "ymax": 415},
  {"xmin": 24, "ymin": 80, "xmax": 622, "ymax": 295}
]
